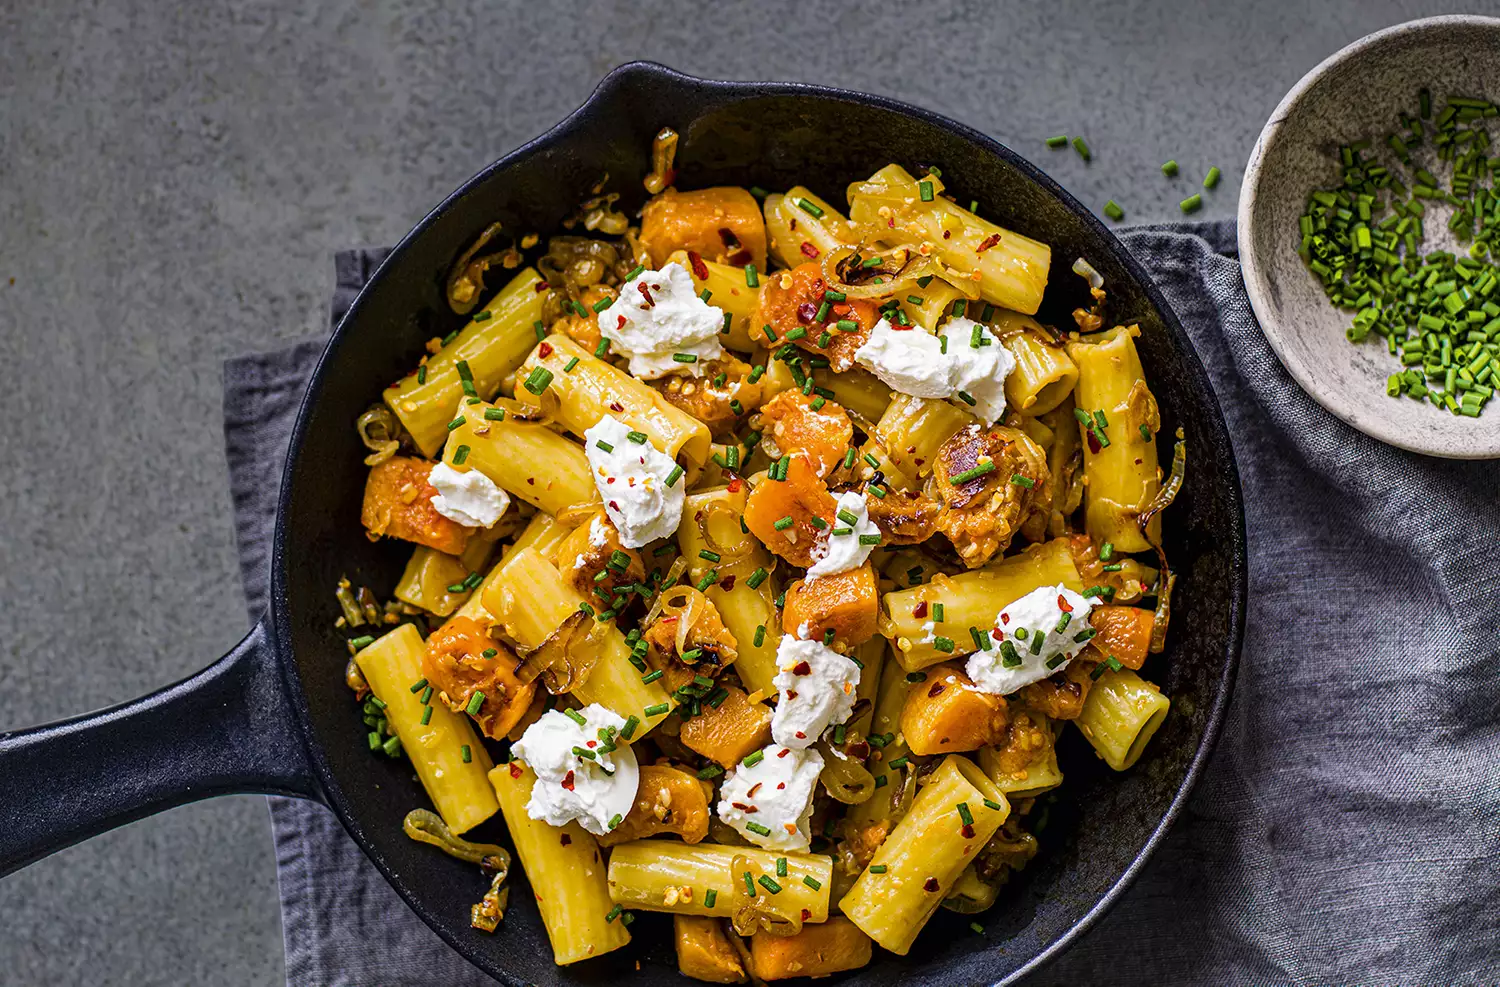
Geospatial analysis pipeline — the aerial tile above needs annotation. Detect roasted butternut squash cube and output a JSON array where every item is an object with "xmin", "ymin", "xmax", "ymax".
[
  {"xmin": 781, "ymin": 564, "xmax": 879, "ymax": 649},
  {"xmin": 900, "ymin": 662, "xmax": 1009, "ymax": 755},
  {"xmin": 640, "ymin": 187, "xmax": 767, "ymax": 270},
  {"xmin": 674, "ymin": 916, "xmax": 746, "ymax": 984},
  {"xmin": 1016, "ymin": 661, "xmax": 1093, "ymax": 721},
  {"xmin": 679, "ymin": 685, "xmax": 773, "ymax": 767},
  {"xmin": 748, "ymin": 916, "xmax": 872, "ymax": 981},
  {"xmin": 597, "ymin": 763, "xmax": 712, "ymax": 847},
  {"xmin": 743, "ymin": 456, "xmax": 838, "ymax": 567},
  {"xmin": 1083, "ymin": 605, "xmax": 1155, "ymax": 670},
  {"xmin": 751, "ymin": 262, "xmax": 878, "ymax": 373},
  {"xmin": 754, "ymin": 389, "xmax": 853, "ymax": 478},
  {"xmin": 422, "ymin": 615, "xmax": 535, "ymax": 740},
  {"xmin": 552, "ymin": 511, "xmax": 643, "ymax": 600},
  {"xmin": 361, "ymin": 456, "xmax": 472, "ymax": 555}
]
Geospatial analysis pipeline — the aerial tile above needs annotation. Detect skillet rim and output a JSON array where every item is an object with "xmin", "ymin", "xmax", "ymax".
[{"xmin": 270, "ymin": 59, "xmax": 1248, "ymax": 987}]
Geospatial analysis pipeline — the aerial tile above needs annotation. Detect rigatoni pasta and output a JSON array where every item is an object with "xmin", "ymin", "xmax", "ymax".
[{"xmin": 346, "ymin": 141, "xmax": 1184, "ymax": 974}]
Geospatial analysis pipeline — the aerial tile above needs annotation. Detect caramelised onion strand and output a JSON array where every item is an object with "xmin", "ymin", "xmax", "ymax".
[
  {"xmin": 515, "ymin": 610, "xmax": 604, "ymax": 692},
  {"xmin": 815, "ymin": 740, "xmax": 875, "ymax": 805},
  {"xmin": 403, "ymin": 808, "xmax": 512, "ymax": 872},
  {"xmin": 729, "ymin": 853, "xmax": 803, "ymax": 938},
  {"xmin": 643, "ymin": 556, "xmax": 690, "ymax": 628},
  {"xmin": 1137, "ymin": 429, "xmax": 1187, "ymax": 653}
]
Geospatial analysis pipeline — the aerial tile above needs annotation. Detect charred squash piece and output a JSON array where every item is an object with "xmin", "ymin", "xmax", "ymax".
[
  {"xmin": 361, "ymin": 456, "xmax": 472, "ymax": 555},
  {"xmin": 674, "ymin": 916, "xmax": 747, "ymax": 984},
  {"xmin": 653, "ymin": 353, "xmax": 763, "ymax": 437},
  {"xmin": 900, "ymin": 662, "xmax": 1009, "ymax": 755},
  {"xmin": 1016, "ymin": 661, "xmax": 1095, "ymax": 721},
  {"xmin": 931, "ymin": 424, "xmax": 1050, "ymax": 567},
  {"xmin": 865, "ymin": 488, "xmax": 942, "ymax": 545},
  {"xmin": 552, "ymin": 511, "xmax": 644, "ymax": 600},
  {"xmin": 1083, "ymin": 605, "xmax": 1155, "ymax": 670},
  {"xmin": 422, "ymin": 616, "xmax": 536, "ymax": 739}
]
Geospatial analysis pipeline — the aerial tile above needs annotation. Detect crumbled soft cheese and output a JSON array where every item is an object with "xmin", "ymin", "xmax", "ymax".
[
  {"xmin": 512, "ymin": 704, "xmax": 639, "ymax": 836},
  {"xmin": 716, "ymin": 743, "xmax": 824, "ymax": 851},
  {"xmin": 806, "ymin": 490, "xmax": 879, "ymax": 580},
  {"xmin": 583, "ymin": 415, "xmax": 685, "ymax": 549},
  {"xmin": 966, "ymin": 584, "xmax": 1098, "ymax": 695},
  {"xmin": 428, "ymin": 461, "xmax": 511, "ymax": 528},
  {"xmin": 597, "ymin": 262, "xmax": 726, "ymax": 379},
  {"xmin": 853, "ymin": 318, "xmax": 951, "ymax": 397},
  {"xmin": 771, "ymin": 636, "xmax": 860, "ymax": 748},
  {"xmin": 853, "ymin": 316, "xmax": 1016, "ymax": 424},
  {"xmin": 940, "ymin": 316, "xmax": 1017, "ymax": 424}
]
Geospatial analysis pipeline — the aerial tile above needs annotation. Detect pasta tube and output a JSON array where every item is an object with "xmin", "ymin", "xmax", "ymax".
[
  {"xmin": 992, "ymin": 310, "xmax": 1078, "ymax": 416},
  {"xmin": 874, "ymin": 393, "xmax": 974, "ymax": 483},
  {"xmin": 483, "ymin": 546, "xmax": 673, "ymax": 734},
  {"xmin": 443, "ymin": 400, "xmax": 599, "ymax": 520},
  {"xmin": 811, "ymin": 364, "xmax": 892, "ymax": 423},
  {"xmin": 847, "ymin": 637, "xmax": 886, "ymax": 738},
  {"xmin": 847, "ymin": 165, "xmax": 1051, "ymax": 315},
  {"xmin": 763, "ymin": 188, "xmax": 856, "ymax": 271},
  {"xmin": 394, "ymin": 525, "xmax": 505, "ymax": 616},
  {"xmin": 839, "ymin": 755, "xmax": 1009, "ymax": 954},
  {"xmin": 879, "ymin": 538, "xmax": 1083, "ymax": 670},
  {"xmin": 513, "ymin": 333, "xmax": 711, "ymax": 466},
  {"xmin": 846, "ymin": 651, "xmax": 915, "ymax": 830},
  {"xmin": 354, "ymin": 624, "xmax": 497, "ymax": 833},
  {"xmin": 489, "ymin": 762, "xmax": 630, "ymax": 964},
  {"xmin": 671, "ymin": 250, "xmax": 762, "ymax": 353},
  {"xmin": 1066, "ymin": 324, "xmax": 1162, "ymax": 552},
  {"xmin": 446, "ymin": 512, "xmax": 573, "ymax": 626},
  {"xmin": 676, "ymin": 485, "xmax": 780, "ymax": 696},
  {"xmin": 606, "ymin": 840, "xmax": 832, "ymax": 921},
  {"xmin": 384, "ymin": 267, "xmax": 546, "ymax": 455},
  {"xmin": 897, "ymin": 276, "xmax": 965, "ymax": 333},
  {"xmin": 1075, "ymin": 667, "xmax": 1170, "ymax": 771},
  {"xmin": 978, "ymin": 712, "xmax": 1064, "ymax": 799}
]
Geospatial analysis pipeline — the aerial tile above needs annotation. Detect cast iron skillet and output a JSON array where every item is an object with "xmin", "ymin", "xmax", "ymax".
[{"xmin": 0, "ymin": 62, "xmax": 1245, "ymax": 985}]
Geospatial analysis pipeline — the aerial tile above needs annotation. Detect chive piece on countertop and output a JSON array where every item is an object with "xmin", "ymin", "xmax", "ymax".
[
  {"xmin": 1046, "ymin": 135, "xmax": 1069, "ymax": 148},
  {"xmin": 1203, "ymin": 166, "xmax": 1222, "ymax": 189},
  {"xmin": 1180, "ymin": 194, "xmax": 1203, "ymax": 214},
  {"xmin": 1072, "ymin": 136, "xmax": 1091, "ymax": 161},
  {"xmin": 1104, "ymin": 200, "xmax": 1124, "ymax": 222}
]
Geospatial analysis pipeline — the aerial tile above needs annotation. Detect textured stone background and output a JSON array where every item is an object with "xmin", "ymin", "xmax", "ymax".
[{"xmin": 0, "ymin": 1, "xmax": 1485, "ymax": 983}]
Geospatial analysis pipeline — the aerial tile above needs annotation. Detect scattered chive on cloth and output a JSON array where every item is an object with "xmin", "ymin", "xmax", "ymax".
[{"xmin": 223, "ymin": 221, "xmax": 1500, "ymax": 987}]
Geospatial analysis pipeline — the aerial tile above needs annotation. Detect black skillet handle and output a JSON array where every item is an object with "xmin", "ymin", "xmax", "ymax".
[{"xmin": 0, "ymin": 616, "xmax": 319, "ymax": 877}]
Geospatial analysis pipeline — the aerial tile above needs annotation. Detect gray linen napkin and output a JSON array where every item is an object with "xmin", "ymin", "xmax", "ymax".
[{"xmin": 223, "ymin": 220, "xmax": 1500, "ymax": 987}]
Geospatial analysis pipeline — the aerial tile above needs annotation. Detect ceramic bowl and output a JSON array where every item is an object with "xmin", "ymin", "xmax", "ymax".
[{"xmin": 1239, "ymin": 14, "xmax": 1500, "ymax": 459}]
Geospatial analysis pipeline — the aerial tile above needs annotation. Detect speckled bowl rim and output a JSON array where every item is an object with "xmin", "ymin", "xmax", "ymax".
[{"xmin": 1238, "ymin": 13, "xmax": 1500, "ymax": 460}]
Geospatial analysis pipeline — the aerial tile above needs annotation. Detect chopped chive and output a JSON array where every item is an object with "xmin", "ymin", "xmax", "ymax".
[
  {"xmin": 983, "ymin": 798, "xmax": 1004, "ymax": 811},
  {"xmin": 1046, "ymin": 135, "xmax": 1069, "ymax": 148},
  {"xmin": 1203, "ymin": 166, "xmax": 1222, "ymax": 189},
  {"xmin": 703, "ymin": 888, "xmax": 718, "ymax": 908},
  {"xmin": 796, "ymin": 197, "xmax": 824, "ymax": 218},
  {"xmin": 591, "ymin": 295, "xmax": 612, "ymax": 313},
  {"xmin": 1161, "ymin": 159, "xmax": 1179, "ymax": 177},
  {"xmin": 621, "ymin": 715, "xmax": 640, "ymax": 740},
  {"xmin": 1103, "ymin": 200, "xmax": 1124, "ymax": 222},
  {"xmin": 483, "ymin": 407, "xmax": 505, "ymax": 421},
  {"xmin": 758, "ymin": 875, "xmax": 782, "ymax": 894},
  {"xmin": 802, "ymin": 875, "xmax": 822, "ymax": 890},
  {"xmin": 409, "ymin": 677, "xmax": 429, "ymax": 694},
  {"xmin": 1072, "ymin": 136, "xmax": 1091, "ymax": 161},
  {"xmin": 919, "ymin": 180, "xmax": 934, "ymax": 202},
  {"xmin": 745, "ymin": 821, "xmax": 772, "ymax": 837},
  {"xmin": 641, "ymin": 669, "xmax": 664, "ymax": 684},
  {"xmin": 447, "ymin": 416, "xmax": 465, "ymax": 431},
  {"xmin": 697, "ymin": 763, "xmax": 725, "ymax": 780},
  {"xmin": 594, "ymin": 338, "xmax": 610, "ymax": 358},
  {"xmin": 643, "ymin": 703, "xmax": 670, "ymax": 717},
  {"xmin": 858, "ymin": 534, "xmax": 881, "ymax": 545},
  {"xmin": 869, "ymin": 864, "xmax": 888, "ymax": 874},
  {"xmin": 627, "ymin": 430, "xmax": 648, "ymax": 444},
  {"xmin": 465, "ymin": 691, "xmax": 485, "ymax": 716},
  {"xmin": 563, "ymin": 356, "xmax": 579, "ymax": 372},
  {"xmin": 563, "ymin": 707, "xmax": 587, "ymax": 726},
  {"xmin": 605, "ymin": 904, "xmax": 623, "ymax": 923},
  {"xmin": 523, "ymin": 367, "xmax": 553, "ymax": 395},
  {"xmin": 419, "ymin": 705, "xmax": 433, "ymax": 725},
  {"xmin": 1180, "ymin": 193, "xmax": 1203, "ymax": 214},
  {"xmin": 665, "ymin": 464, "xmax": 685, "ymax": 487},
  {"xmin": 773, "ymin": 515, "xmax": 795, "ymax": 530},
  {"xmin": 949, "ymin": 461, "xmax": 997, "ymax": 484},
  {"xmin": 1010, "ymin": 473, "xmax": 1035, "ymax": 488},
  {"xmin": 753, "ymin": 624, "xmax": 766, "ymax": 647},
  {"xmin": 672, "ymin": 352, "xmax": 697, "ymax": 363}
]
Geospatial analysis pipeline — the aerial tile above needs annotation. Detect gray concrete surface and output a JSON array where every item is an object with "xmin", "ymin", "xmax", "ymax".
[{"xmin": 0, "ymin": 1, "xmax": 1486, "ymax": 983}]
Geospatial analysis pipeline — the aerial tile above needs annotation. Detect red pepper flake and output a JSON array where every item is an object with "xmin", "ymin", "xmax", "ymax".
[
  {"xmin": 801, "ymin": 241, "xmax": 820, "ymax": 259},
  {"xmin": 923, "ymin": 877, "xmax": 940, "ymax": 893},
  {"xmin": 609, "ymin": 401, "xmax": 624, "ymax": 412},
  {"xmin": 538, "ymin": 342, "xmax": 553, "ymax": 359},
  {"xmin": 928, "ymin": 682, "xmax": 946, "ymax": 698},
  {"xmin": 606, "ymin": 477, "xmax": 617, "ymax": 484},
  {"xmin": 586, "ymin": 740, "xmax": 596, "ymax": 748},
  {"xmin": 720, "ymin": 574, "xmax": 736, "ymax": 590},
  {"xmin": 535, "ymin": 281, "xmax": 550, "ymax": 292},
  {"xmin": 992, "ymin": 627, "xmax": 1005, "ymax": 641},
  {"xmin": 687, "ymin": 250, "xmax": 710, "ymax": 281},
  {"xmin": 961, "ymin": 824, "xmax": 976, "ymax": 839},
  {"xmin": 795, "ymin": 731, "xmax": 805, "ymax": 739},
  {"xmin": 609, "ymin": 499, "xmax": 620, "ymax": 510},
  {"xmin": 528, "ymin": 477, "xmax": 536, "ymax": 485},
  {"xmin": 976, "ymin": 233, "xmax": 1002, "ymax": 254},
  {"xmin": 797, "ymin": 301, "xmax": 818, "ymax": 323},
  {"xmin": 1086, "ymin": 430, "xmax": 1102, "ymax": 454},
  {"xmin": 792, "ymin": 661, "xmax": 812, "ymax": 675},
  {"xmin": 560, "ymin": 833, "xmax": 572, "ymax": 846},
  {"xmin": 508, "ymin": 762, "xmax": 523, "ymax": 778},
  {"xmin": 789, "ymin": 218, "xmax": 799, "ymax": 231},
  {"xmin": 1000, "ymin": 613, "xmax": 1011, "ymax": 625},
  {"xmin": 786, "ymin": 690, "xmax": 798, "ymax": 699},
  {"xmin": 913, "ymin": 601, "xmax": 929, "ymax": 618},
  {"xmin": 561, "ymin": 770, "xmax": 575, "ymax": 791},
  {"xmin": 801, "ymin": 908, "xmax": 812, "ymax": 921},
  {"xmin": 616, "ymin": 315, "xmax": 627, "ymax": 330},
  {"xmin": 732, "ymin": 802, "xmax": 758, "ymax": 812},
  {"xmin": 637, "ymin": 282, "xmax": 656, "ymax": 308},
  {"xmin": 1058, "ymin": 595, "xmax": 1073, "ymax": 613},
  {"xmin": 777, "ymin": 782, "xmax": 786, "ymax": 789},
  {"xmin": 777, "ymin": 748, "xmax": 790, "ymax": 758},
  {"xmin": 942, "ymin": 230, "xmax": 952, "ymax": 240},
  {"xmin": 747, "ymin": 782, "xmax": 763, "ymax": 797},
  {"xmin": 847, "ymin": 740, "xmax": 870, "ymax": 759},
  {"xmin": 727, "ymin": 478, "xmax": 744, "ymax": 493}
]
